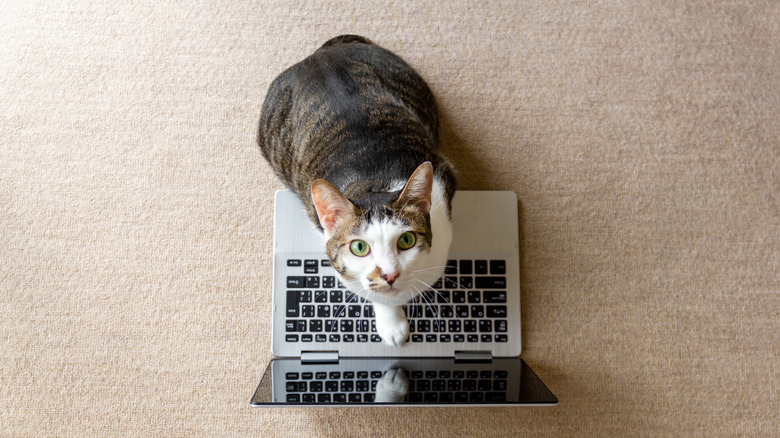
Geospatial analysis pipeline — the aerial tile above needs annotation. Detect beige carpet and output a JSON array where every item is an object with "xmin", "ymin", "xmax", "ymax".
[{"xmin": 2, "ymin": 1, "xmax": 778, "ymax": 436}]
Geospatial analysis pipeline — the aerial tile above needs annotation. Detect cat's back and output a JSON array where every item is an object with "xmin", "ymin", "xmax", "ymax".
[{"xmin": 258, "ymin": 36, "xmax": 441, "ymax": 194}]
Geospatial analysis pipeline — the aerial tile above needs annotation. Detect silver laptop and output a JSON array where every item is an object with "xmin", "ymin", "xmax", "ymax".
[{"xmin": 250, "ymin": 190, "xmax": 557, "ymax": 406}]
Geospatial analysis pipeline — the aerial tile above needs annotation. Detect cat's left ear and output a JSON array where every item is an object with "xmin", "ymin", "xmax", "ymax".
[
  {"xmin": 398, "ymin": 161, "xmax": 433, "ymax": 214},
  {"xmin": 311, "ymin": 179, "xmax": 357, "ymax": 236}
]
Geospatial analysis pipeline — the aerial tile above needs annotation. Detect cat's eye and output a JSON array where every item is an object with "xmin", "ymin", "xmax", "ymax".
[
  {"xmin": 397, "ymin": 232, "xmax": 416, "ymax": 250},
  {"xmin": 350, "ymin": 240, "xmax": 370, "ymax": 257}
]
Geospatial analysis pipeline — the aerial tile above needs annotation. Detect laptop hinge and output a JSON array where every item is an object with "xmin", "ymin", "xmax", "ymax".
[
  {"xmin": 454, "ymin": 351, "xmax": 493, "ymax": 363},
  {"xmin": 300, "ymin": 351, "xmax": 339, "ymax": 364}
]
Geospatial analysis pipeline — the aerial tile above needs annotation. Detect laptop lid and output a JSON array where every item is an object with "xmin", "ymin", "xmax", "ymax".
[{"xmin": 271, "ymin": 190, "xmax": 522, "ymax": 358}]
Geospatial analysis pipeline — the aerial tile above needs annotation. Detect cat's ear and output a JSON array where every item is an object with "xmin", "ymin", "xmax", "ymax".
[
  {"xmin": 311, "ymin": 179, "xmax": 356, "ymax": 235},
  {"xmin": 398, "ymin": 161, "xmax": 433, "ymax": 214}
]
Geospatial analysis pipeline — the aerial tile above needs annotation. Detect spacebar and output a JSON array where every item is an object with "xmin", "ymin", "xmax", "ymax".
[{"xmin": 475, "ymin": 276, "xmax": 507, "ymax": 289}]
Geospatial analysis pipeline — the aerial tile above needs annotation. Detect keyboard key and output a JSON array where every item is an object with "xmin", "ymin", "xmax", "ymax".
[
  {"xmin": 467, "ymin": 291, "xmax": 481, "ymax": 303},
  {"xmin": 287, "ymin": 259, "xmax": 302, "ymax": 267},
  {"xmin": 340, "ymin": 320, "xmax": 354, "ymax": 332},
  {"xmin": 370, "ymin": 334, "xmax": 381, "ymax": 342},
  {"xmin": 343, "ymin": 334, "xmax": 354, "ymax": 342},
  {"xmin": 333, "ymin": 393, "xmax": 347, "ymax": 403},
  {"xmin": 471, "ymin": 305, "xmax": 485, "ymax": 318},
  {"xmin": 486, "ymin": 392, "xmax": 506, "ymax": 402},
  {"xmin": 317, "ymin": 393, "xmax": 331, "ymax": 403},
  {"xmin": 455, "ymin": 306, "xmax": 469, "ymax": 318},
  {"xmin": 412, "ymin": 334, "xmax": 423, "ymax": 342},
  {"xmin": 315, "ymin": 334, "xmax": 326, "ymax": 342},
  {"xmin": 426, "ymin": 334, "xmax": 437, "ymax": 342},
  {"xmin": 495, "ymin": 334, "xmax": 508, "ymax": 342},
  {"xmin": 452, "ymin": 291, "xmax": 466, "ymax": 303},
  {"xmin": 322, "ymin": 276, "xmax": 335, "ymax": 288},
  {"xmin": 432, "ymin": 320, "xmax": 446, "ymax": 332},
  {"xmin": 463, "ymin": 379, "xmax": 476, "ymax": 391},
  {"xmin": 425, "ymin": 306, "xmax": 439, "ymax": 318},
  {"xmin": 480, "ymin": 370, "xmax": 492, "ymax": 379},
  {"xmin": 287, "ymin": 276, "xmax": 305, "ymax": 288},
  {"xmin": 475, "ymin": 276, "xmax": 506, "ymax": 289},
  {"xmin": 340, "ymin": 381, "xmax": 353, "ymax": 392},
  {"xmin": 324, "ymin": 320, "xmax": 338, "ymax": 332},
  {"xmin": 468, "ymin": 334, "xmax": 479, "ymax": 342},
  {"xmin": 332, "ymin": 305, "xmax": 346, "ymax": 318},
  {"xmin": 286, "ymin": 394, "xmax": 300, "ymax": 402},
  {"xmin": 309, "ymin": 320, "xmax": 322, "ymax": 332},
  {"xmin": 321, "ymin": 259, "xmax": 331, "ymax": 267},
  {"xmin": 407, "ymin": 304, "xmax": 423, "ymax": 318},
  {"xmin": 363, "ymin": 394, "xmax": 375, "ymax": 402},
  {"xmin": 495, "ymin": 320, "xmax": 508, "ymax": 332},
  {"xmin": 436, "ymin": 291, "xmax": 451, "ymax": 303},
  {"xmin": 481, "ymin": 334, "xmax": 492, "ymax": 342},
  {"xmin": 445, "ymin": 260, "xmax": 458, "ymax": 274},
  {"xmin": 493, "ymin": 380, "xmax": 508, "ymax": 391},
  {"xmin": 479, "ymin": 320, "xmax": 492, "ymax": 332},
  {"xmin": 301, "ymin": 334, "xmax": 312, "ymax": 342},
  {"xmin": 464, "ymin": 320, "xmax": 477, "ymax": 332},
  {"xmin": 314, "ymin": 290, "xmax": 328, "ymax": 302},
  {"xmin": 305, "ymin": 276, "xmax": 319, "ymax": 288},
  {"xmin": 286, "ymin": 291, "xmax": 300, "ymax": 317},
  {"xmin": 329, "ymin": 291, "xmax": 342, "ymax": 303},
  {"xmin": 439, "ymin": 306, "xmax": 454, "ymax": 318},
  {"xmin": 344, "ymin": 291, "xmax": 359, "ymax": 303},
  {"xmin": 310, "ymin": 380, "xmax": 324, "ymax": 391},
  {"xmin": 304, "ymin": 265, "xmax": 318, "ymax": 274},
  {"xmin": 459, "ymin": 260, "xmax": 473, "ymax": 274},
  {"xmin": 466, "ymin": 371, "xmax": 478, "ymax": 378},
  {"xmin": 357, "ymin": 334, "xmax": 368, "ymax": 342},
  {"xmin": 317, "ymin": 305, "xmax": 330, "ymax": 318},
  {"xmin": 304, "ymin": 259, "xmax": 318, "ymax": 268},
  {"xmin": 444, "ymin": 276, "xmax": 458, "ymax": 289},
  {"xmin": 356, "ymin": 319, "xmax": 370, "ymax": 333},
  {"xmin": 475, "ymin": 260, "xmax": 488, "ymax": 274},
  {"xmin": 490, "ymin": 260, "xmax": 506, "ymax": 274},
  {"xmin": 348, "ymin": 393, "xmax": 362, "ymax": 403},
  {"xmin": 356, "ymin": 380, "xmax": 370, "ymax": 392},
  {"xmin": 486, "ymin": 305, "xmax": 507, "ymax": 317},
  {"xmin": 448, "ymin": 320, "xmax": 461, "ymax": 332},
  {"xmin": 440, "ymin": 334, "xmax": 451, "ymax": 342},
  {"xmin": 417, "ymin": 320, "xmax": 430, "ymax": 332},
  {"xmin": 459, "ymin": 276, "xmax": 473, "ymax": 289},
  {"xmin": 478, "ymin": 379, "xmax": 492, "ymax": 391},
  {"xmin": 329, "ymin": 334, "xmax": 340, "ymax": 342},
  {"xmin": 301, "ymin": 305, "xmax": 314, "ymax": 317},
  {"xmin": 285, "ymin": 334, "xmax": 298, "ymax": 342},
  {"xmin": 483, "ymin": 291, "xmax": 507, "ymax": 303}
]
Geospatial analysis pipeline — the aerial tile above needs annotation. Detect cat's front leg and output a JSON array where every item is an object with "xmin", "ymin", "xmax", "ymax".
[
  {"xmin": 374, "ymin": 368, "xmax": 408, "ymax": 402},
  {"xmin": 373, "ymin": 303, "xmax": 409, "ymax": 347}
]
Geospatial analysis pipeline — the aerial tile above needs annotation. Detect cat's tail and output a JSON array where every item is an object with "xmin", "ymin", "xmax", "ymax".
[{"xmin": 321, "ymin": 35, "xmax": 374, "ymax": 48}]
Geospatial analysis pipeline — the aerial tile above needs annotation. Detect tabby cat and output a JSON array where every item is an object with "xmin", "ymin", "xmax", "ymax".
[{"xmin": 257, "ymin": 35, "xmax": 456, "ymax": 346}]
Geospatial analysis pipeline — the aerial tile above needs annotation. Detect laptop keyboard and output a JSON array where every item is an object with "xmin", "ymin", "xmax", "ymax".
[
  {"xmin": 284, "ymin": 258, "xmax": 509, "ymax": 344},
  {"xmin": 283, "ymin": 368, "xmax": 509, "ymax": 403}
]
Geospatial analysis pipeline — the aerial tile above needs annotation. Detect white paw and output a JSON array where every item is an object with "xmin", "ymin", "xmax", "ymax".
[
  {"xmin": 374, "ymin": 369, "xmax": 409, "ymax": 403},
  {"xmin": 376, "ymin": 318, "xmax": 409, "ymax": 347}
]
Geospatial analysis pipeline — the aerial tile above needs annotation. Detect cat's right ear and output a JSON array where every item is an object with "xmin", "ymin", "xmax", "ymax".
[{"xmin": 311, "ymin": 180, "xmax": 356, "ymax": 236}]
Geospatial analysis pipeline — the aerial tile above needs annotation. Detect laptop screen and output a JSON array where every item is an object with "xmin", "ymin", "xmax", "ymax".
[{"xmin": 250, "ymin": 358, "xmax": 557, "ymax": 406}]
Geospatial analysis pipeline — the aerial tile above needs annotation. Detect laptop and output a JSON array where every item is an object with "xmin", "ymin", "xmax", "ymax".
[{"xmin": 250, "ymin": 190, "xmax": 557, "ymax": 406}]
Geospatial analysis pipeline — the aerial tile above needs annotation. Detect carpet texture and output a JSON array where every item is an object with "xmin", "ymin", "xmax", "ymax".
[{"xmin": 2, "ymin": 1, "xmax": 778, "ymax": 436}]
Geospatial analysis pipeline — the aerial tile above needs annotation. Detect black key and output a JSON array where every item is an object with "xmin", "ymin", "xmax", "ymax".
[
  {"xmin": 340, "ymin": 320, "xmax": 354, "ymax": 332},
  {"xmin": 470, "ymin": 392, "xmax": 485, "ymax": 402},
  {"xmin": 344, "ymin": 291, "xmax": 359, "ymax": 303},
  {"xmin": 348, "ymin": 393, "xmax": 362, "ymax": 403},
  {"xmin": 432, "ymin": 379, "xmax": 446, "ymax": 391},
  {"xmin": 329, "ymin": 334, "xmax": 340, "ymax": 342},
  {"xmin": 363, "ymin": 305, "xmax": 375, "ymax": 318},
  {"xmin": 452, "ymin": 291, "xmax": 466, "ymax": 303},
  {"xmin": 416, "ymin": 380, "xmax": 431, "ymax": 391},
  {"xmin": 330, "ymin": 290, "xmax": 343, "ymax": 303},
  {"xmin": 466, "ymin": 371, "xmax": 478, "ymax": 379},
  {"xmin": 285, "ymin": 334, "xmax": 298, "ymax": 342},
  {"xmin": 287, "ymin": 259, "xmax": 302, "ymax": 267},
  {"xmin": 314, "ymin": 290, "xmax": 328, "ymax": 302},
  {"xmin": 322, "ymin": 276, "xmax": 335, "ymax": 288},
  {"xmin": 480, "ymin": 370, "xmax": 492, "ymax": 379},
  {"xmin": 317, "ymin": 393, "xmax": 331, "ymax": 403},
  {"xmin": 356, "ymin": 380, "xmax": 370, "ymax": 392},
  {"xmin": 333, "ymin": 393, "xmax": 347, "ymax": 403},
  {"xmin": 304, "ymin": 265, "xmax": 318, "ymax": 274},
  {"xmin": 301, "ymin": 305, "xmax": 314, "ymax": 317},
  {"xmin": 448, "ymin": 320, "xmax": 462, "ymax": 332},
  {"xmin": 357, "ymin": 371, "xmax": 368, "ymax": 379},
  {"xmin": 340, "ymin": 381, "xmax": 354, "ymax": 392},
  {"xmin": 424, "ymin": 392, "xmax": 438, "ymax": 403},
  {"xmin": 356, "ymin": 319, "xmax": 370, "ymax": 333},
  {"xmin": 495, "ymin": 320, "xmax": 508, "ymax": 332},
  {"xmin": 411, "ymin": 370, "xmax": 424, "ymax": 379},
  {"xmin": 471, "ymin": 305, "xmax": 485, "ymax": 318},
  {"xmin": 417, "ymin": 320, "xmax": 430, "ymax": 332},
  {"xmin": 302, "ymin": 393, "xmax": 315, "ymax": 403},
  {"xmin": 453, "ymin": 370, "xmax": 465, "ymax": 379},
  {"xmin": 301, "ymin": 334, "xmax": 312, "ymax": 342},
  {"xmin": 481, "ymin": 334, "xmax": 492, "ymax": 342},
  {"xmin": 455, "ymin": 305, "xmax": 469, "ymax": 318},
  {"xmin": 371, "ymin": 371, "xmax": 383, "ymax": 379},
  {"xmin": 412, "ymin": 334, "xmax": 423, "ymax": 342},
  {"xmin": 370, "ymin": 334, "xmax": 381, "ymax": 342},
  {"xmin": 315, "ymin": 334, "xmax": 326, "ymax": 342},
  {"xmin": 437, "ymin": 291, "xmax": 451, "ymax": 303},
  {"xmin": 432, "ymin": 320, "xmax": 446, "ymax": 332},
  {"xmin": 459, "ymin": 276, "xmax": 473, "ymax": 289},
  {"xmin": 478, "ymin": 380, "xmax": 492, "ymax": 391},
  {"xmin": 305, "ymin": 276, "xmax": 319, "ymax": 288},
  {"xmin": 309, "ymin": 320, "xmax": 322, "ymax": 332},
  {"xmin": 407, "ymin": 304, "xmax": 423, "ymax": 318},
  {"xmin": 464, "ymin": 320, "xmax": 477, "ymax": 332},
  {"xmin": 357, "ymin": 334, "xmax": 368, "ymax": 342},
  {"xmin": 425, "ymin": 306, "xmax": 439, "ymax": 318},
  {"xmin": 287, "ymin": 276, "xmax": 305, "ymax": 288},
  {"xmin": 494, "ymin": 370, "xmax": 508, "ymax": 379},
  {"xmin": 304, "ymin": 259, "xmax": 318, "ymax": 268},
  {"xmin": 459, "ymin": 260, "xmax": 473, "ymax": 274},
  {"xmin": 493, "ymin": 380, "xmax": 508, "ymax": 391},
  {"xmin": 475, "ymin": 260, "xmax": 488, "ymax": 274},
  {"xmin": 475, "ymin": 276, "xmax": 506, "ymax": 289},
  {"xmin": 310, "ymin": 380, "xmax": 324, "ymax": 391},
  {"xmin": 483, "ymin": 291, "xmax": 507, "ymax": 303},
  {"xmin": 363, "ymin": 394, "xmax": 375, "ymax": 402},
  {"xmin": 444, "ymin": 276, "xmax": 458, "ymax": 289},
  {"xmin": 285, "ymin": 320, "xmax": 305, "ymax": 332},
  {"xmin": 426, "ymin": 334, "xmax": 437, "ymax": 342},
  {"xmin": 486, "ymin": 305, "xmax": 507, "ymax": 317},
  {"xmin": 445, "ymin": 260, "xmax": 458, "ymax": 274},
  {"xmin": 486, "ymin": 392, "xmax": 506, "ymax": 402},
  {"xmin": 343, "ymin": 334, "xmax": 354, "ymax": 342},
  {"xmin": 495, "ymin": 334, "xmax": 508, "ymax": 342},
  {"xmin": 479, "ymin": 320, "xmax": 492, "ymax": 332},
  {"xmin": 439, "ymin": 306, "xmax": 454, "ymax": 318},
  {"xmin": 455, "ymin": 392, "xmax": 469, "ymax": 402},
  {"xmin": 490, "ymin": 260, "xmax": 506, "ymax": 274},
  {"xmin": 463, "ymin": 379, "xmax": 477, "ymax": 391},
  {"xmin": 420, "ymin": 290, "xmax": 436, "ymax": 304},
  {"xmin": 286, "ymin": 394, "xmax": 300, "ymax": 402},
  {"xmin": 467, "ymin": 291, "xmax": 481, "ymax": 303},
  {"xmin": 286, "ymin": 291, "xmax": 300, "ymax": 317},
  {"xmin": 425, "ymin": 371, "xmax": 437, "ymax": 379},
  {"xmin": 440, "ymin": 334, "xmax": 451, "ymax": 342},
  {"xmin": 317, "ymin": 305, "xmax": 330, "ymax": 318},
  {"xmin": 468, "ymin": 334, "xmax": 479, "ymax": 342},
  {"xmin": 432, "ymin": 278, "xmax": 443, "ymax": 289},
  {"xmin": 348, "ymin": 305, "xmax": 361, "ymax": 317},
  {"xmin": 332, "ymin": 305, "xmax": 346, "ymax": 318},
  {"xmin": 324, "ymin": 320, "xmax": 338, "ymax": 332}
]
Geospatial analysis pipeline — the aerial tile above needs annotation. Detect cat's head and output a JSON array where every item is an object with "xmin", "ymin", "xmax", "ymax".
[{"xmin": 310, "ymin": 162, "xmax": 439, "ymax": 305}]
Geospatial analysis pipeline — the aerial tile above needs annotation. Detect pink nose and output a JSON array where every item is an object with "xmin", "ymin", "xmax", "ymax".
[{"xmin": 382, "ymin": 271, "xmax": 399, "ymax": 285}]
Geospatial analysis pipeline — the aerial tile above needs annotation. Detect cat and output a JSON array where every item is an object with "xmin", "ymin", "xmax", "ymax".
[{"xmin": 257, "ymin": 35, "xmax": 456, "ymax": 346}]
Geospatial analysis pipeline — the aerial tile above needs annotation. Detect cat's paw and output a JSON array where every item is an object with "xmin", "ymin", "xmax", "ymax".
[
  {"xmin": 376, "ymin": 317, "xmax": 409, "ymax": 347},
  {"xmin": 374, "ymin": 369, "xmax": 409, "ymax": 403}
]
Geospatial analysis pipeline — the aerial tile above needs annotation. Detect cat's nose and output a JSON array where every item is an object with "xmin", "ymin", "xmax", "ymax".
[{"xmin": 382, "ymin": 271, "xmax": 399, "ymax": 285}]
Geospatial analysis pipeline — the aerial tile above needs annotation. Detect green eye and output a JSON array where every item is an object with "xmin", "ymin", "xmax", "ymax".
[
  {"xmin": 350, "ymin": 240, "xmax": 370, "ymax": 257},
  {"xmin": 397, "ymin": 232, "xmax": 416, "ymax": 250}
]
